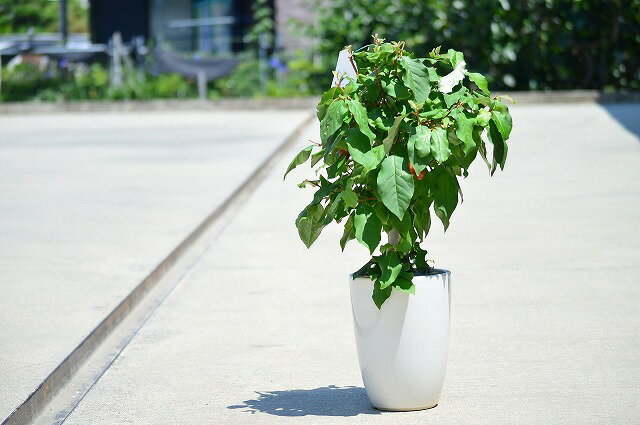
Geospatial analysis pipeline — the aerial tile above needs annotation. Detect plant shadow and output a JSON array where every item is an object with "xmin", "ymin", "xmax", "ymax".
[{"xmin": 227, "ymin": 385, "xmax": 380, "ymax": 417}]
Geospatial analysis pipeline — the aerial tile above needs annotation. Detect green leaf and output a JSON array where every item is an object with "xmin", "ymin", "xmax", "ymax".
[
  {"xmin": 492, "ymin": 110, "xmax": 512, "ymax": 140},
  {"xmin": 346, "ymin": 128, "xmax": 385, "ymax": 174},
  {"xmin": 410, "ymin": 125, "xmax": 431, "ymax": 157},
  {"xmin": 310, "ymin": 148, "xmax": 325, "ymax": 166},
  {"xmin": 340, "ymin": 213, "xmax": 355, "ymax": 251},
  {"xmin": 400, "ymin": 57, "xmax": 431, "ymax": 103},
  {"xmin": 382, "ymin": 114, "xmax": 405, "ymax": 154},
  {"xmin": 454, "ymin": 112, "xmax": 476, "ymax": 154},
  {"xmin": 353, "ymin": 204, "xmax": 382, "ymax": 254},
  {"xmin": 322, "ymin": 197, "xmax": 343, "ymax": 226},
  {"xmin": 381, "ymin": 78, "xmax": 410, "ymax": 99},
  {"xmin": 376, "ymin": 156, "xmax": 415, "ymax": 220},
  {"xmin": 414, "ymin": 246, "xmax": 429, "ymax": 271},
  {"xmin": 340, "ymin": 187, "xmax": 358, "ymax": 208},
  {"xmin": 443, "ymin": 86, "xmax": 467, "ymax": 108},
  {"xmin": 487, "ymin": 120, "xmax": 508, "ymax": 175},
  {"xmin": 372, "ymin": 279, "xmax": 393, "ymax": 309},
  {"xmin": 316, "ymin": 87, "xmax": 339, "ymax": 121},
  {"xmin": 295, "ymin": 203, "xmax": 326, "ymax": 248},
  {"xmin": 476, "ymin": 109, "xmax": 491, "ymax": 126},
  {"xmin": 320, "ymin": 100, "xmax": 348, "ymax": 143},
  {"xmin": 407, "ymin": 127, "xmax": 430, "ymax": 175},
  {"xmin": 378, "ymin": 251, "xmax": 402, "ymax": 289},
  {"xmin": 467, "ymin": 72, "xmax": 489, "ymax": 95},
  {"xmin": 447, "ymin": 49, "xmax": 465, "ymax": 68},
  {"xmin": 347, "ymin": 99, "xmax": 376, "ymax": 142},
  {"xmin": 283, "ymin": 145, "xmax": 313, "ymax": 179},
  {"xmin": 430, "ymin": 128, "xmax": 451, "ymax": 164},
  {"xmin": 413, "ymin": 200, "xmax": 432, "ymax": 240},
  {"xmin": 433, "ymin": 169, "xmax": 459, "ymax": 230},
  {"xmin": 394, "ymin": 271, "xmax": 415, "ymax": 294}
]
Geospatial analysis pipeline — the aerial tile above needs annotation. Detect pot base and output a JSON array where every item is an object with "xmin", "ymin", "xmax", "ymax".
[{"xmin": 373, "ymin": 403, "xmax": 438, "ymax": 412}]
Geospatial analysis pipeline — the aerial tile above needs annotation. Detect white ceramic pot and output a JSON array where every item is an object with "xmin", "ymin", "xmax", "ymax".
[{"xmin": 349, "ymin": 270, "xmax": 451, "ymax": 411}]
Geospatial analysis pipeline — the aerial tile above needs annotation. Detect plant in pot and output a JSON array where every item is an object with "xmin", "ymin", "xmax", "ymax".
[{"xmin": 284, "ymin": 35, "xmax": 513, "ymax": 411}]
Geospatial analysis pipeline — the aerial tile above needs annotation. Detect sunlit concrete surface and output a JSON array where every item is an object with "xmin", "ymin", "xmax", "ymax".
[
  {"xmin": 5, "ymin": 102, "xmax": 640, "ymax": 424},
  {"xmin": 0, "ymin": 109, "xmax": 310, "ymax": 421},
  {"xmin": 62, "ymin": 103, "xmax": 640, "ymax": 424}
]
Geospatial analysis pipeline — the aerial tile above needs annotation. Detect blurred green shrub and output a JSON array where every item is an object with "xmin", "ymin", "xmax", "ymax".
[
  {"xmin": 0, "ymin": 63, "xmax": 61, "ymax": 101},
  {"xmin": 0, "ymin": 0, "xmax": 88, "ymax": 33},
  {"xmin": 0, "ymin": 62, "xmax": 197, "ymax": 101},
  {"xmin": 211, "ymin": 52, "xmax": 323, "ymax": 98},
  {"xmin": 304, "ymin": 0, "xmax": 640, "ymax": 91}
]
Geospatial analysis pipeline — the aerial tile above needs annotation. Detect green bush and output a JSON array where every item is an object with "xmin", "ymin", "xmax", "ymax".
[
  {"xmin": 0, "ymin": 63, "xmax": 62, "ymax": 101},
  {"xmin": 0, "ymin": 62, "xmax": 197, "ymax": 102},
  {"xmin": 285, "ymin": 40, "xmax": 513, "ymax": 307},
  {"xmin": 306, "ymin": 0, "xmax": 640, "ymax": 91}
]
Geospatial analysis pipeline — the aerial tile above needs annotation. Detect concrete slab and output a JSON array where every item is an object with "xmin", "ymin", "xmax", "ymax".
[
  {"xmin": 0, "ymin": 110, "xmax": 311, "ymax": 421},
  {"xmin": 61, "ymin": 104, "xmax": 640, "ymax": 424}
]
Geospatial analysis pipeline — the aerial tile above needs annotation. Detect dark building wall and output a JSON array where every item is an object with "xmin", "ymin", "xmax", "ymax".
[{"xmin": 90, "ymin": 0, "xmax": 149, "ymax": 44}]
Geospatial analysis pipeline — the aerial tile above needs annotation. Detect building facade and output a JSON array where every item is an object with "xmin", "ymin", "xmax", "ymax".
[{"xmin": 89, "ymin": 0, "xmax": 313, "ymax": 54}]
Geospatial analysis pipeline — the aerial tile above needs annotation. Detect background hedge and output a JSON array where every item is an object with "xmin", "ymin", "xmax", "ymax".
[{"xmin": 306, "ymin": 0, "xmax": 640, "ymax": 91}]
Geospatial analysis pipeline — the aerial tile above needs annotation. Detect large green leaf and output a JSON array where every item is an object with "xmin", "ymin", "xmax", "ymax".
[
  {"xmin": 382, "ymin": 114, "xmax": 405, "ymax": 154},
  {"xmin": 347, "ymin": 99, "xmax": 376, "ymax": 142},
  {"xmin": 454, "ymin": 112, "xmax": 476, "ymax": 154},
  {"xmin": 467, "ymin": 72, "xmax": 489, "ymax": 95},
  {"xmin": 411, "ymin": 125, "xmax": 431, "ymax": 157},
  {"xmin": 492, "ymin": 110, "xmax": 512, "ymax": 140},
  {"xmin": 430, "ymin": 128, "xmax": 451, "ymax": 163},
  {"xmin": 353, "ymin": 204, "xmax": 382, "ymax": 254},
  {"xmin": 340, "ymin": 213, "xmax": 355, "ymax": 251},
  {"xmin": 407, "ymin": 126, "xmax": 431, "ymax": 175},
  {"xmin": 316, "ymin": 87, "xmax": 339, "ymax": 121},
  {"xmin": 283, "ymin": 145, "xmax": 313, "ymax": 179},
  {"xmin": 413, "ymin": 198, "xmax": 432, "ymax": 240},
  {"xmin": 433, "ymin": 169, "xmax": 459, "ymax": 230},
  {"xmin": 340, "ymin": 187, "xmax": 358, "ymax": 208},
  {"xmin": 394, "ymin": 271, "xmax": 416, "ymax": 294},
  {"xmin": 376, "ymin": 156, "xmax": 415, "ymax": 220},
  {"xmin": 443, "ymin": 86, "xmax": 467, "ymax": 108},
  {"xmin": 346, "ymin": 128, "xmax": 385, "ymax": 174},
  {"xmin": 372, "ymin": 279, "xmax": 393, "ymax": 309},
  {"xmin": 487, "ymin": 120, "xmax": 508, "ymax": 174},
  {"xmin": 400, "ymin": 57, "xmax": 430, "ymax": 103},
  {"xmin": 295, "ymin": 203, "xmax": 326, "ymax": 248},
  {"xmin": 378, "ymin": 251, "xmax": 402, "ymax": 289},
  {"xmin": 320, "ymin": 100, "xmax": 348, "ymax": 143}
]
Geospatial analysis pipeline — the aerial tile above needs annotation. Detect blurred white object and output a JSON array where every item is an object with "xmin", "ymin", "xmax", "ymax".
[
  {"xmin": 438, "ymin": 61, "xmax": 466, "ymax": 93},
  {"xmin": 331, "ymin": 49, "xmax": 358, "ymax": 87},
  {"xmin": 350, "ymin": 270, "xmax": 451, "ymax": 411}
]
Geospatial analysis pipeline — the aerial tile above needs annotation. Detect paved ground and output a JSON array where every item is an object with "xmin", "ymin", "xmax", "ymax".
[
  {"xmin": 55, "ymin": 103, "xmax": 640, "ymax": 424},
  {"xmin": 0, "ymin": 110, "xmax": 310, "ymax": 421}
]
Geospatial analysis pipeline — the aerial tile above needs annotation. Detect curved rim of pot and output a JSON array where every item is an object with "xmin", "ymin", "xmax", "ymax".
[{"xmin": 350, "ymin": 268, "xmax": 450, "ymax": 280}]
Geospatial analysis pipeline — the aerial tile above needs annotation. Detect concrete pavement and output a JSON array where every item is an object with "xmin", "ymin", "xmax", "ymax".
[
  {"xmin": 58, "ymin": 104, "xmax": 640, "ymax": 424},
  {"xmin": 0, "ymin": 110, "xmax": 311, "ymax": 422}
]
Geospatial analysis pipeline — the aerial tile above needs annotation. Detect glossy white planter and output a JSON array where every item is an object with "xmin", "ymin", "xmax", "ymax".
[{"xmin": 349, "ymin": 270, "xmax": 451, "ymax": 411}]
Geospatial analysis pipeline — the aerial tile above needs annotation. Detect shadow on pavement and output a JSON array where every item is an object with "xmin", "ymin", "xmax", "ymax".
[
  {"xmin": 598, "ymin": 103, "xmax": 640, "ymax": 140},
  {"xmin": 227, "ymin": 385, "xmax": 381, "ymax": 417}
]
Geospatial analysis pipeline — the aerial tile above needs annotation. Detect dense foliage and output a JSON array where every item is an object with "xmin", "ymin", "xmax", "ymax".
[
  {"xmin": 0, "ymin": 62, "xmax": 195, "ymax": 102},
  {"xmin": 285, "ymin": 37, "xmax": 513, "ymax": 307},
  {"xmin": 0, "ymin": 54, "xmax": 322, "ymax": 102},
  {"xmin": 0, "ymin": 0, "xmax": 88, "ymax": 33},
  {"xmin": 306, "ymin": 0, "xmax": 640, "ymax": 91}
]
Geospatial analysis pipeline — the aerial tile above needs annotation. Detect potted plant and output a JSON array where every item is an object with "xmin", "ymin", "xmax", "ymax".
[{"xmin": 284, "ymin": 35, "xmax": 513, "ymax": 411}]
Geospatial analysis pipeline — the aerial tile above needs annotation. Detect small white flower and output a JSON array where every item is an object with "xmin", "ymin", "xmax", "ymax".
[{"xmin": 438, "ymin": 61, "xmax": 467, "ymax": 93}]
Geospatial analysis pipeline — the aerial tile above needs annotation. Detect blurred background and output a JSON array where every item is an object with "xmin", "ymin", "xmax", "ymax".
[{"xmin": 0, "ymin": 0, "xmax": 638, "ymax": 102}]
